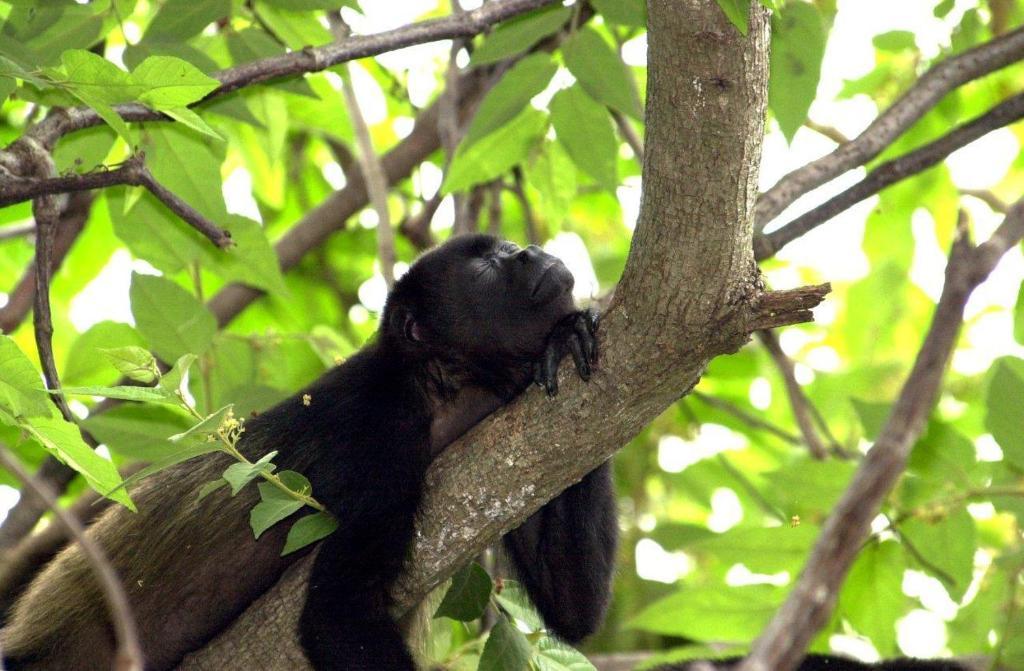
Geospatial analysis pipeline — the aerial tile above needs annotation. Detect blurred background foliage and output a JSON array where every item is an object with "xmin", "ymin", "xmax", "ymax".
[{"xmin": 2, "ymin": 0, "xmax": 1024, "ymax": 669}]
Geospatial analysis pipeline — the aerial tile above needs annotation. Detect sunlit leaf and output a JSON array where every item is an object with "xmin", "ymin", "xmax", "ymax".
[
  {"xmin": 250, "ymin": 481, "xmax": 305, "ymax": 538},
  {"xmin": 550, "ymin": 85, "xmax": 617, "ymax": 191},
  {"xmin": 282, "ymin": 511, "xmax": 338, "ymax": 555},
  {"xmin": 470, "ymin": 5, "xmax": 572, "ymax": 66},
  {"xmin": 0, "ymin": 336, "xmax": 52, "ymax": 418},
  {"xmin": 442, "ymin": 108, "xmax": 548, "ymax": 194},
  {"xmin": 769, "ymin": 2, "xmax": 829, "ymax": 142},
  {"xmin": 464, "ymin": 53, "xmax": 558, "ymax": 147},
  {"xmin": 562, "ymin": 27, "xmax": 642, "ymax": 120},
  {"xmin": 130, "ymin": 274, "xmax": 217, "ymax": 362}
]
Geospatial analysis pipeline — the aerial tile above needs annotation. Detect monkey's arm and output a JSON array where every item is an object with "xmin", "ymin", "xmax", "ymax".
[
  {"xmin": 502, "ymin": 308, "xmax": 616, "ymax": 641},
  {"xmin": 501, "ymin": 461, "xmax": 617, "ymax": 642}
]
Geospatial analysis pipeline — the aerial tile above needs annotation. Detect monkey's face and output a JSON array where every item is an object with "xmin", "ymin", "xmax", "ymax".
[{"xmin": 385, "ymin": 234, "xmax": 578, "ymax": 365}]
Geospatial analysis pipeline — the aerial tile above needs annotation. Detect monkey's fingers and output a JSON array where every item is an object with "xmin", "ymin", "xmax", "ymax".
[
  {"xmin": 540, "ymin": 344, "xmax": 561, "ymax": 397},
  {"xmin": 533, "ymin": 361, "xmax": 545, "ymax": 388},
  {"xmin": 573, "ymin": 312, "xmax": 598, "ymax": 365},
  {"xmin": 568, "ymin": 334, "xmax": 590, "ymax": 381}
]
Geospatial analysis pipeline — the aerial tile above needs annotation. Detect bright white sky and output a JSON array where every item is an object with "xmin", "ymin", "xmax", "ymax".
[{"xmin": 1, "ymin": 0, "xmax": 1022, "ymax": 659}]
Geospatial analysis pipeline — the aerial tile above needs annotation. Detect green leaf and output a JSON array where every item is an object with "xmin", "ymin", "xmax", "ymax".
[
  {"xmin": 1014, "ymin": 281, "xmax": 1024, "ymax": 345},
  {"xmin": 494, "ymin": 580, "xmax": 544, "ymax": 632},
  {"xmin": 873, "ymin": 30, "xmax": 916, "ymax": 52},
  {"xmin": 216, "ymin": 216, "xmax": 288, "ymax": 296},
  {"xmin": 590, "ymin": 0, "xmax": 646, "ymax": 26},
  {"xmin": 901, "ymin": 507, "xmax": 975, "ymax": 601},
  {"xmin": 55, "ymin": 49, "xmax": 140, "ymax": 104},
  {"xmin": 254, "ymin": 3, "xmax": 332, "ymax": 50},
  {"xmin": 0, "ymin": 77, "xmax": 13, "ymax": 104},
  {"xmin": 143, "ymin": 0, "xmax": 231, "ymax": 43},
  {"xmin": 524, "ymin": 140, "xmax": 577, "ymax": 229},
  {"xmin": 222, "ymin": 450, "xmax": 278, "ymax": 495},
  {"xmin": 196, "ymin": 478, "xmax": 228, "ymax": 503},
  {"xmin": 985, "ymin": 357, "xmax": 1024, "ymax": 469},
  {"xmin": 58, "ymin": 385, "xmax": 179, "ymax": 404},
  {"xmin": 169, "ymin": 404, "xmax": 234, "ymax": 444},
  {"xmin": 550, "ymin": 85, "xmax": 618, "ymax": 191},
  {"xmin": 838, "ymin": 540, "xmax": 905, "ymax": 655},
  {"xmin": 250, "ymin": 481, "xmax": 305, "ymax": 538},
  {"xmin": 533, "ymin": 636, "xmax": 597, "ymax": 671},
  {"xmin": 282, "ymin": 511, "xmax": 338, "ymax": 555},
  {"xmin": 133, "ymin": 56, "xmax": 220, "ymax": 109},
  {"xmin": 130, "ymin": 273, "xmax": 217, "ymax": 362},
  {"xmin": 442, "ymin": 108, "xmax": 547, "ymax": 194},
  {"xmin": 63, "ymin": 322, "xmax": 145, "ymax": 387},
  {"xmin": 628, "ymin": 583, "xmax": 784, "ymax": 641},
  {"xmin": 464, "ymin": 53, "xmax": 558, "ymax": 147},
  {"xmin": 0, "ymin": 336, "xmax": 52, "ymax": 418},
  {"xmin": 23, "ymin": 416, "xmax": 134, "ymax": 510},
  {"xmin": 53, "ymin": 124, "xmax": 117, "ymax": 175},
  {"xmin": 562, "ymin": 27, "xmax": 642, "ymax": 120},
  {"xmin": 83, "ymin": 404, "xmax": 194, "ymax": 461},
  {"xmin": 277, "ymin": 470, "xmax": 312, "ymax": 496},
  {"xmin": 479, "ymin": 616, "xmax": 533, "ymax": 671},
  {"xmin": 141, "ymin": 124, "xmax": 228, "ymax": 221},
  {"xmin": 100, "ymin": 346, "xmax": 159, "ymax": 384},
  {"xmin": 852, "ymin": 398, "xmax": 890, "ymax": 440},
  {"xmin": 769, "ymin": 2, "xmax": 829, "ymax": 143},
  {"xmin": 689, "ymin": 524, "xmax": 818, "ymax": 574},
  {"xmin": 471, "ymin": 5, "xmax": 572, "ymax": 67},
  {"xmin": 112, "ymin": 442, "xmax": 223, "ymax": 495},
  {"xmin": 158, "ymin": 354, "xmax": 198, "ymax": 398},
  {"xmin": 764, "ymin": 458, "xmax": 856, "ymax": 519},
  {"xmin": 434, "ymin": 562, "xmax": 493, "ymax": 621},
  {"xmin": 715, "ymin": 0, "xmax": 751, "ymax": 35},
  {"xmin": 163, "ymin": 106, "xmax": 223, "ymax": 140},
  {"xmin": 53, "ymin": 50, "xmax": 137, "ymax": 144}
]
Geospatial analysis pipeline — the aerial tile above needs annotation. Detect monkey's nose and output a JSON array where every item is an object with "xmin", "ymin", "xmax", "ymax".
[{"xmin": 516, "ymin": 245, "xmax": 543, "ymax": 264}]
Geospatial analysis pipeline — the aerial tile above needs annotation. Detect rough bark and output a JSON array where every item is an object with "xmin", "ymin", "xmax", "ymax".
[{"xmin": 176, "ymin": 1, "xmax": 775, "ymax": 668}]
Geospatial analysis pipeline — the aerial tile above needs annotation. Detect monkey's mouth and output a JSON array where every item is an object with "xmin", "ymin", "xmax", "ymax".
[{"xmin": 530, "ymin": 262, "xmax": 574, "ymax": 303}]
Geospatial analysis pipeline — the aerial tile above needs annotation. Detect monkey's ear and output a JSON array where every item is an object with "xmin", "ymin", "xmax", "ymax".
[{"xmin": 403, "ymin": 314, "xmax": 424, "ymax": 343}]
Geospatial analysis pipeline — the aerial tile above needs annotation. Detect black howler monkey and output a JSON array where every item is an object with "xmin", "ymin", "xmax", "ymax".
[{"xmin": 0, "ymin": 234, "xmax": 618, "ymax": 670}]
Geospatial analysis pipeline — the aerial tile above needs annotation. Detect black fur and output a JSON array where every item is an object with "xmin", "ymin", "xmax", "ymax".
[
  {"xmin": 0, "ymin": 234, "xmax": 618, "ymax": 670},
  {"xmin": 659, "ymin": 654, "xmax": 970, "ymax": 670}
]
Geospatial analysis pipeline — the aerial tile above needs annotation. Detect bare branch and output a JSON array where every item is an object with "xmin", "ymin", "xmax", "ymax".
[
  {"xmin": 754, "ymin": 26, "xmax": 1024, "ymax": 231},
  {"xmin": 691, "ymin": 391, "xmax": 801, "ymax": 445},
  {"xmin": 0, "ymin": 443, "xmax": 143, "ymax": 671},
  {"xmin": 755, "ymin": 92, "xmax": 1024, "ymax": 261},
  {"xmin": 756, "ymin": 330, "xmax": 828, "ymax": 459},
  {"xmin": 739, "ymin": 203, "xmax": 1024, "ymax": 671},
  {"xmin": 0, "ymin": 155, "xmax": 233, "ymax": 249}
]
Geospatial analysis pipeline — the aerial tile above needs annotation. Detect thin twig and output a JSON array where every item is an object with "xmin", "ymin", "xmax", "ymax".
[
  {"xmin": 611, "ymin": 109, "xmax": 644, "ymax": 161},
  {"xmin": 756, "ymin": 330, "xmax": 828, "ymax": 459},
  {"xmin": 331, "ymin": 17, "xmax": 397, "ymax": 287},
  {"xmin": 739, "ymin": 202, "xmax": 1024, "ymax": 671},
  {"xmin": 0, "ymin": 222, "xmax": 34, "ymax": 241},
  {"xmin": 961, "ymin": 188, "xmax": 1009, "ymax": 213},
  {"xmin": 511, "ymin": 167, "xmax": 540, "ymax": 244},
  {"xmin": 803, "ymin": 119, "xmax": 850, "ymax": 145},
  {"xmin": 755, "ymin": 92, "xmax": 1024, "ymax": 261},
  {"xmin": 754, "ymin": 26, "xmax": 1024, "ymax": 231},
  {"xmin": 691, "ymin": 390, "xmax": 801, "ymax": 445},
  {"xmin": 0, "ymin": 443, "xmax": 143, "ymax": 671},
  {"xmin": 487, "ymin": 180, "xmax": 503, "ymax": 236}
]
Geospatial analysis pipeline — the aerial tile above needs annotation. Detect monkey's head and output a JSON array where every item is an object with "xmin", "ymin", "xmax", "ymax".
[{"xmin": 382, "ymin": 234, "xmax": 577, "ymax": 370}]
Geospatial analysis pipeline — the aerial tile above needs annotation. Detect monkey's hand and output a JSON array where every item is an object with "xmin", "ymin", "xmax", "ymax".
[{"xmin": 534, "ymin": 309, "xmax": 599, "ymax": 397}]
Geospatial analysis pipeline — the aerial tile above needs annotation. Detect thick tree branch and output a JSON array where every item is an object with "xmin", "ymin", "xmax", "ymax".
[
  {"xmin": 739, "ymin": 203, "xmax": 1024, "ymax": 671},
  {"xmin": 754, "ymin": 26, "xmax": 1024, "ymax": 231},
  {"xmin": 755, "ymin": 92, "xmax": 1024, "ymax": 260}
]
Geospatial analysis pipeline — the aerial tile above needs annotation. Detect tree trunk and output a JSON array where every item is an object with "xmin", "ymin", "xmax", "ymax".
[{"xmin": 178, "ymin": 1, "xmax": 776, "ymax": 667}]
